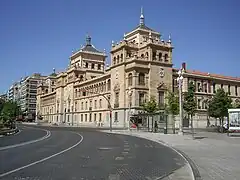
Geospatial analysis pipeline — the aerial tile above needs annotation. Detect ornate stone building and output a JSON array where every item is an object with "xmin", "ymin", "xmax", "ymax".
[{"xmin": 37, "ymin": 9, "xmax": 240, "ymax": 128}]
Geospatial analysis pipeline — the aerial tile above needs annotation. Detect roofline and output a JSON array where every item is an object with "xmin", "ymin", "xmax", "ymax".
[
  {"xmin": 173, "ymin": 68, "xmax": 240, "ymax": 82},
  {"xmin": 125, "ymin": 27, "xmax": 160, "ymax": 38}
]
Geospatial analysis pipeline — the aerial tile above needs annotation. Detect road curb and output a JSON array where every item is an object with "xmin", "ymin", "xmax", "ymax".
[
  {"xmin": 0, "ymin": 127, "xmax": 19, "ymax": 137},
  {"xmin": 103, "ymin": 131, "xmax": 200, "ymax": 180}
]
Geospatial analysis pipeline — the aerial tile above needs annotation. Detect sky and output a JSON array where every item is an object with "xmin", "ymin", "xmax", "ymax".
[{"xmin": 0, "ymin": 0, "xmax": 239, "ymax": 93}]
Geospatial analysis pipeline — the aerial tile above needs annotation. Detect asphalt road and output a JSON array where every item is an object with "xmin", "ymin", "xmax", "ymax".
[
  {"xmin": 0, "ymin": 125, "xmax": 47, "ymax": 147},
  {"xmin": 0, "ymin": 125, "xmax": 186, "ymax": 180}
]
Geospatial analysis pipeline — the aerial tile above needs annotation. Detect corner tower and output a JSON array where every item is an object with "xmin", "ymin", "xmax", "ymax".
[{"xmin": 110, "ymin": 7, "xmax": 174, "ymax": 118}]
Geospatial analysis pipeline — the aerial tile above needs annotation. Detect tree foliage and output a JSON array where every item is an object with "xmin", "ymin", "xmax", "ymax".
[
  {"xmin": 183, "ymin": 82, "xmax": 197, "ymax": 118},
  {"xmin": 165, "ymin": 91, "xmax": 179, "ymax": 115},
  {"xmin": 0, "ymin": 100, "xmax": 20, "ymax": 128},
  {"xmin": 141, "ymin": 96, "xmax": 159, "ymax": 113},
  {"xmin": 208, "ymin": 88, "xmax": 232, "ymax": 122},
  {"xmin": 0, "ymin": 98, "xmax": 5, "ymax": 113}
]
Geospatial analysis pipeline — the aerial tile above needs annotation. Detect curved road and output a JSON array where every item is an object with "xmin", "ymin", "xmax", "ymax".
[
  {"xmin": 0, "ymin": 125, "xmax": 47, "ymax": 147},
  {"xmin": 0, "ymin": 125, "xmax": 186, "ymax": 180}
]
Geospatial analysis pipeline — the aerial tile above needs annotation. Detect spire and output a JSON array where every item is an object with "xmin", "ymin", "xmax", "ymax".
[
  {"xmin": 140, "ymin": 6, "xmax": 145, "ymax": 26},
  {"xmin": 168, "ymin": 34, "xmax": 172, "ymax": 43},
  {"xmin": 86, "ymin": 34, "xmax": 91, "ymax": 46}
]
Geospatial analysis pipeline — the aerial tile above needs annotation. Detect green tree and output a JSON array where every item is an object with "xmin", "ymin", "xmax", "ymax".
[
  {"xmin": 165, "ymin": 91, "xmax": 179, "ymax": 133},
  {"xmin": 208, "ymin": 88, "xmax": 232, "ymax": 130},
  {"xmin": 0, "ymin": 100, "xmax": 19, "ymax": 128},
  {"xmin": 141, "ymin": 96, "xmax": 159, "ymax": 113},
  {"xmin": 0, "ymin": 98, "xmax": 5, "ymax": 113},
  {"xmin": 183, "ymin": 82, "xmax": 197, "ymax": 137}
]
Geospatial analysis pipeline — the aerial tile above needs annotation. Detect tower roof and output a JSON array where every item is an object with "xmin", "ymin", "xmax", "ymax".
[
  {"xmin": 81, "ymin": 35, "xmax": 103, "ymax": 53},
  {"xmin": 126, "ymin": 7, "xmax": 159, "ymax": 36}
]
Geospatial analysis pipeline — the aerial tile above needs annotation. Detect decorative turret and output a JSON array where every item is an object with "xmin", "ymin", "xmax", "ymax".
[
  {"xmin": 168, "ymin": 35, "xmax": 172, "ymax": 44},
  {"xmin": 140, "ymin": 7, "xmax": 145, "ymax": 26},
  {"xmin": 86, "ymin": 34, "xmax": 91, "ymax": 46}
]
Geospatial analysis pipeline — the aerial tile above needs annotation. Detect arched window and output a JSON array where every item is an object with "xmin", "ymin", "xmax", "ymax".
[
  {"xmin": 128, "ymin": 73, "xmax": 133, "ymax": 86},
  {"xmin": 139, "ymin": 73, "xmax": 145, "ymax": 85},
  {"xmin": 75, "ymin": 89, "xmax": 78, "ymax": 97},
  {"xmin": 98, "ymin": 64, "xmax": 101, "ymax": 70},
  {"xmin": 107, "ymin": 79, "xmax": 111, "ymax": 91},
  {"xmin": 113, "ymin": 57, "xmax": 116, "ymax": 65},
  {"xmin": 159, "ymin": 53, "xmax": 162, "ymax": 61},
  {"xmin": 103, "ymin": 82, "xmax": 106, "ymax": 92},
  {"xmin": 145, "ymin": 52, "xmax": 149, "ymax": 57},
  {"xmin": 164, "ymin": 54, "xmax": 168, "ymax": 62},
  {"xmin": 117, "ymin": 55, "xmax": 120, "ymax": 63}
]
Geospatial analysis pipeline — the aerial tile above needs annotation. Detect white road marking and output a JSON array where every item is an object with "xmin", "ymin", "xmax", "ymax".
[
  {"xmin": 0, "ymin": 129, "xmax": 51, "ymax": 151},
  {"xmin": 0, "ymin": 132, "xmax": 84, "ymax": 178}
]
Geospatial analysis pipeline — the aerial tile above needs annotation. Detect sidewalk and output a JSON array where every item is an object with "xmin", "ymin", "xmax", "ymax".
[{"xmin": 103, "ymin": 130, "xmax": 240, "ymax": 180}]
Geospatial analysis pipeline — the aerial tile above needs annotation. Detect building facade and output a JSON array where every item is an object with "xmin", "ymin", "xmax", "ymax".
[
  {"xmin": 37, "ymin": 10, "xmax": 240, "ymax": 128},
  {"xmin": 7, "ymin": 73, "xmax": 46, "ymax": 120}
]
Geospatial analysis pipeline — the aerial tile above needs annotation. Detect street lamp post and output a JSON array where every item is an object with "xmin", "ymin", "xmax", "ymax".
[
  {"xmin": 177, "ymin": 68, "xmax": 185, "ymax": 135},
  {"xmin": 127, "ymin": 87, "xmax": 133, "ymax": 130}
]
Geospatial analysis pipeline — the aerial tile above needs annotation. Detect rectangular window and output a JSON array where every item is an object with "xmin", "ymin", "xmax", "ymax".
[
  {"xmin": 94, "ymin": 113, "xmax": 97, "ymax": 122},
  {"xmin": 152, "ymin": 51, "xmax": 156, "ymax": 60},
  {"xmin": 99, "ymin": 99, "xmax": 102, "ymax": 108},
  {"xmin": 208, "ymin": 81, "xmax": 211, "ymax": 93},
  {"xmin": 75, "ymin": 102, "xmax": 77, "ymax": 111},
  {"xmin": 94, "ymin": 100, "xmax": 97, "ymax": 109},
  {"xmin": 115, "ymin": 92, "xmax": 119, "ymax": 108},
  {"xmin": 81, "ymin": 114, "xmax": 83, "ymax": 122},
  {"xmin": 221, "ymin": 84, "xmax": 223, "ymax": 89},
  {"xmin": 139, "ymin": 92, "xmax": 145, "ymax": 106},
  {"xmin": 236, "ymin": 86, "xmax": 238, "ymax": 96},
  {"xmin": 89, "ymin": 113, "xmax": 92, "ymax": 122},
  {"xmin": 98, "ymin": 64, "xmax": 101, "ymax": 70},
  {"xmin": 91, "ymin": 63, "xmax": 95, "ymax": 69},
  {"xmin": 197, "ymin": 82, "xmax": 201, "ymax": 92},
  {"xmin": 204, "ymin": 83, "xmax": 207, "ymax": 93},
  {"xmin": 83, "ymin": 91, "xmax": 86, "ymax": 96},
  {"xmin": 198, "ymin": 99, "xmax": 201, "ymax": 109},
  {"xmin": 85, "ymin": 114, "xmax": 87, "ymax": 122},
  {"xmin": 213, "ymin": 83, "xmax": 216, "ymax": 93},
  {"xmin": 114, "ymin": 112, "xmax": 118, "ymax": 122},
  {"xmin": 99, "ymin": 113, "xmax": 102, "ymax": 122},
  {"xmin": 90, "ymin": 100, "xmax": 92, "ymax": 108},
  {"xmin": 81, "ymin": 102, "xmax": 83, "ymax": 110},
  {"xmin": 158, "ymin": 91, "xmax": 164, "ymax": 107},
  {"xmin": 85, "ymin": 101, "xmax": 88, "ymax": 110}
]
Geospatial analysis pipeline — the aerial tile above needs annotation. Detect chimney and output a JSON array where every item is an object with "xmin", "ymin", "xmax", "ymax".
[{"xmin": 182, "ymin": 62, "xmax": 186, "ymax": 70}]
